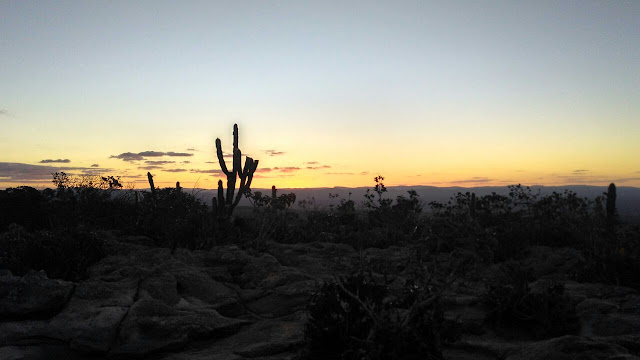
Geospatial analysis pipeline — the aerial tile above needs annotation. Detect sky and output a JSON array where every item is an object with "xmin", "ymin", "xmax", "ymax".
[{"xmin": 1, "ymin": 1, "xmax": 639, "ymax": 189}]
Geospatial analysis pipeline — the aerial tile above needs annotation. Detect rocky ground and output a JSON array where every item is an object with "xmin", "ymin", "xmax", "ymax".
[{"xmin": 1, "ymin": 234, "xmax": 640, "ymax": 359}]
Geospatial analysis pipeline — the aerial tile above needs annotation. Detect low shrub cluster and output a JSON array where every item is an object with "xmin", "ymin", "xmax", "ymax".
[
  {"xmin": 304, "ymin": 256, "xmax": 466, "ymax": 359},
  {"xmin": 0, "ymin": 224, "xmax": 106, "ymax": 281},
  {"xmin": 483, "ymin": 262, "xmax": 580, "ymax": 339}
]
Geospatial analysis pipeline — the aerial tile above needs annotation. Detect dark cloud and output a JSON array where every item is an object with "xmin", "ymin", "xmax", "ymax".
[
  {"xmin": 306, "ymin": 161, "xmax": 318, "ymax": 165},
  {"xmin": 110, "ymin": 152, "xmax": 144, "ymax": 161},
  {"xmin": 163, "ymin": 169, "xmax": 187, "ymax": 173},
  {"xmin": 91, "ymin": 164, "xmax": 100, "ymax": 167},
  {"xmin": 110, "ymin": 151, "xmax": 193, "ymax": 161},
  {"xmin": 145, "ymin": 160, "xmax": 175, "ymax": 165},
  {"xmin": 306, "ymin": 165, "xmax": 331, "ymax": 170},
  {"xmin": 0, "ymin": 162, "xmax": 112, "ymax": 183},
  {"xmin": 40, "ymin": 159, "xmax": 71, "ymax": 164},
  {"xmin": 138, "ymin": 165, "xmax": 163, "ymax": 170},
  {"xmin": 263, "ymin": 150, "xmax": 286, "ymax": 156},
  {"xmin": 572, "ymin": 169, "xmax": 589, "ymax": 174},
  {"xmin": 181, "ymin": 161, "xmax": 191, "ymax": 164}
]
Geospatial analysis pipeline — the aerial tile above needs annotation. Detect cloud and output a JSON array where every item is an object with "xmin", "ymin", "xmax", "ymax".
[
  {"xmin": 306, "ymin": 165, "xmax": 331, "ymax": 170},
  {"xmin": 0, "ymin": 109, "xmax": 7, "ymax": 116},
  {"xmin": 91, "ymin": 164, "xmax": 100, "ymax": 167},
  {"xmin": 255, "ymin": 168, "xmax": 272, "ymax": 173},
  {"xmin": 190, "ymin": 169, "xmax": 224, "ymax": 176},
  {"xmin": 39, "ymin": 159, "xmax": 71, "ymax": 164},
  {"xmin": 110, "ymin": 151, "xmax": 193, "ymax": 161},
  {"xmin": 305, "ymin": 161, "xmax": 318, "ymax": 165},
  {"xmin": 273, "ymin": 167, "xmax": 300, "ymax": 173},
  {"xmin": 326, "ymin": 172, "xmax": 355, "ymax": 175},
  {"xmin": 254, "ymin": 173, "xmax": 294, "ymax": 178},
  {"xmin": 448, "ymin": 177, "xmax": 493, "ymax": 184},
  {"xmin": 186, "ymin": 148, "xmax": 197, "ymax": 151},
  {"xmin": 138, "ymin": 165, "xmax": 163, "ymax": 170},
  {"xmin": 145, "ymin": 160, "xmax": 175, "ymax": 165},
  {"xmin": 181, "ymin": 161, "xmax": 191, "ymax": 164},
  {"xmin": 572, "ymin": 169, "xmax": 589, "ymax": 174},
  {"xmin": 163, "ymin": 168, "xmax": 188, "ymax": 173},
  {"xmin": 263, "ymin": 150, "xmax": 286, "ymax": 156},
  {"xmin": 0, "ymin": 162, "xmax": 112, "ymax": 183},
  {"xmin": 205, "ymin": 161, "xmax": 216, "ymax": 164}
]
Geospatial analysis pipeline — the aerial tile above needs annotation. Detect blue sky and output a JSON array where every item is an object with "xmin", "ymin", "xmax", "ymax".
[{"xmin": 1, "ymin": 1, "xmax": 639, "ymax": 188}]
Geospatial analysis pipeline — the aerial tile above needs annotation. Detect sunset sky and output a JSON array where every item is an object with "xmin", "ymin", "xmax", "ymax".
[{"xmin": 1, "ymin": 1, "xmax": 639, "ymax": 189}]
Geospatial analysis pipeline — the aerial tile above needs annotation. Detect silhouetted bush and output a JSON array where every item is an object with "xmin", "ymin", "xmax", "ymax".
[
  {"xmin": 428, "ymin": 185, "xmax": 609, "ymax": 262},
  {"xmin": 304, "ymin": 248, "xmax": 470, "ymax": 359},
  {"xmin": 0, "ymin": 224, "xmax": 106, "ymax": 281},
  {"xmin": 0, "ymin": 186, "xmax": 49, "ymax": 231},
  {"xmin": 576, "ymin": 223, "xmax": 640, "ymax": 289},
  {"xmin": 484, "ymin": 262, "xmax": 580, "ymax": 339},
  {"xmin": 138, "ymin": 187, "xmax": 212, "ymax": 250},
  {"xmin": 304, "ymin": 272, "xmax": 445, "ymax": 360}
]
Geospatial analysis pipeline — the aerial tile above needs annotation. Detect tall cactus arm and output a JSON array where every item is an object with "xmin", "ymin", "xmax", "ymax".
[
  {"xmin": 147, "ymin": 172, "xmax": 156, "ymax": 195},
  {"xmin": 216, "ymin": 138, "xmax": 231, "ymax": 176}
]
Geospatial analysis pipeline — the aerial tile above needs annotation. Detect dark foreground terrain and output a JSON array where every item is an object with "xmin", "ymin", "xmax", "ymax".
[
  {"xmin": 1, "ymin": 179, "xmax": 640, "ymax": 359},
  {"xmin": 2, "ymin": 237, "xmax": 640, "ymax": 359}
]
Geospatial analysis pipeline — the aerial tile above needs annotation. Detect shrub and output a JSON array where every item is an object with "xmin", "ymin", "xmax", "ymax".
[
  {"xmin": 577, "ymin": 223, "xmax": 640, "ymax": 289},
  {"xmin": 484, "ymin": 262, "xmax": 580, "ymax": 339},
  {"xmin": 0, "ymin": 186, "xmax": 49, "ymax": 231},
  {"xmin": 0, "ymin": 224, "xmax": 106, "ymax": 281},
  {"xmin": 304, "ymin": 249, "xmax": 470, "ymax": 359},
  {"xmin": 138, "ymin": 187, "xmax": 212, "ymax": 250},
  {"xmin": 304, "ymin": 273, "xmax": 444, "ymax": 360}
]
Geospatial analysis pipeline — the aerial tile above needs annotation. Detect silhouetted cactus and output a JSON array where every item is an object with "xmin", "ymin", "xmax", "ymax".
[
  {"xmin": 272, "ymin": 185, "xmax": 277, "ymax": 200},
  {"xmin": 147, "ymin": 172, "xmax": 156, "ymax": 196},
  {"xmin": 213, "ymin": 124, "xmax": 259, "ymax": 218},
  {"xmin": 176, "ymin": 181, "xmax": 181, "ymax": 191}
]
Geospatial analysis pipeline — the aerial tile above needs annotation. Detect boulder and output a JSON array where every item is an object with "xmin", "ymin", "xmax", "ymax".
[{"xmin": 0, "ymin": 270, "xmax": 74, "ymax": 318}]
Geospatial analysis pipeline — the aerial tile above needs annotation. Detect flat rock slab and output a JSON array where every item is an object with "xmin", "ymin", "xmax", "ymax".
[
  {"xmin": 506, "ymin": 335, "xmax": 640, "ymax": 360},
  {"xmin": 112, "ymin": 299, "xmax": 250, "ymax": 356},
  {"xmin": 160, "ymin": 316, "xmax": 306, "ymax": 360}
]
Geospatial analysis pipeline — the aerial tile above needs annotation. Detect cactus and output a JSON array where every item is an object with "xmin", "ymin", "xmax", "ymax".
[
  {"xmin": 606, "ymin": 183, "xmax": 617, "ymax": 224},
  {"xmin": 213, "ymin": 124, "xmax": 259, "ymax": 218},
  {"xmin": 147, "ymin": 172, "xmax": 156, "ymax": 196},
  {"xmin": 176, "ymin": 181, "xmax": 181, "ymax": 191},
  {"xmin": 272, "ymin": 185, "xmax": 277, "ymax": 200}
]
